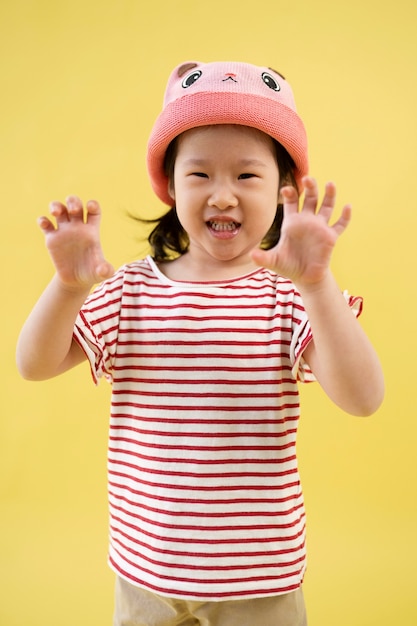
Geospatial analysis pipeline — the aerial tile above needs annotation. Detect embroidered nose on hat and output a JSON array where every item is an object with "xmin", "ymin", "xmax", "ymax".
[{"xmin": 147, "ymin": 60, "xmax": 309, "ymax": 206}]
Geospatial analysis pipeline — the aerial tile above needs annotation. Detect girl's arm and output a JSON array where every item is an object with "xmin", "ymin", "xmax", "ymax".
[
  {"xmin": 16, "ymin": 197, "xmax": 114, "ymax": 381},
  {"xmin": 297, "ymin": 272, "xmax": 384, "ymax": 416},
  {"xmin": 16, "ymin": 275, "xmax": 91, "ymax": 380},
  {"xmin": 252, "ymin": 177, "xmax": 384, "ymax": 416}
]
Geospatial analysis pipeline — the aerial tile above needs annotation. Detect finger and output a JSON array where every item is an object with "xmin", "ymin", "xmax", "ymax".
[
  {"xmin": 85, "ymin": 199, "xmax": 102, "ymax": 224},
  {"xmin": 86, "ymin": 199, "xmax": 101, "ymax": 214},
  {"xmin": 65, "ymin": 195, "xmax": 85, "ymax": 222},
  {"xmin": 280, "ymin": 185, "xmax": 299, "ymax": 215},
  {"xmin": 301, "ymin": 176, "xmax": 319, "ymax": 212},
  {"xmin": 37, "ymin": 215, "xmax": 56, "ymax": 233},
  {"xmin": 49, "ymin": 200, "xmax": 70, "ymax": 224},
  {"xmin": 95, "ymin": 260, "xmax": 115, "ymax": 281},
  {"xmin": 251, "ymin": 246, "xmax": 279, "ymax": 271},
  {"xmin": 318, "ymin": 181, "xmax": 337, "ymax": 222},
  {"xmin": 332, "ymin": 204, "xmax": 352, "ymax": 236}
]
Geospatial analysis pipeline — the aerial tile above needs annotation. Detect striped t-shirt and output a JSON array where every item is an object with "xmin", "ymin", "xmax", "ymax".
[{"xmin": 73, "ymin": 255, "xmax": 360, "ymax": 601}]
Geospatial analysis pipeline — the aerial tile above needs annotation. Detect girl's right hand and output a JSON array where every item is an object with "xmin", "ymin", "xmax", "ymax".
[{"xmin": 38, "ymin": 196, "xmax": 114, "ymax": 290}]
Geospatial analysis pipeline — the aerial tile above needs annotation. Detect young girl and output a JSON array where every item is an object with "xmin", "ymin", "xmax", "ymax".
[{"xmin": 17, "ymin": 61, "xmax": 384, "ymax": 626}]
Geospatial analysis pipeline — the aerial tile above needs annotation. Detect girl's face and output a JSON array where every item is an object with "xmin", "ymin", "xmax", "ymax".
[{"xmin": 170, "ymin": 125, "xmax": 280, "ymax": 276}]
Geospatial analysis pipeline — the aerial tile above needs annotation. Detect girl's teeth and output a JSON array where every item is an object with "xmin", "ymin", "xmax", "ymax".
[{"xmin": 209, "ymin": 221, "xmax": 238, "ymax": 231}]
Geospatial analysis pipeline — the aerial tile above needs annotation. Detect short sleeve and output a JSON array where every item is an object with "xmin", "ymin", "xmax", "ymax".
[
  {"xmin": 72, "ymin": 271, "xmax": 125, "ymax": 385},
  {"xmin": 73, "ymin": 309, "xmax": 112, "ymax": 384},
  {"xmin": 290, "ymin": 290, "xmax": 363, "ymax": 383}
]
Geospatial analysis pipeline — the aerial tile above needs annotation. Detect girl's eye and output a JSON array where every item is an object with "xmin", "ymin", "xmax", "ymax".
[
  {"xmin": 192, "ymin": 172, "xmax": 208, "ymax": 178},
  {"xmin": 238, "ymin": 173, "xmax": 256, "ymax": 179},
  {"xmin": 182, "ymin": 70, "xmax": 202, "ymax": 88},
  {"xmin": 261, "ymin": 72, "xmax": 280, "ymax": 91}
]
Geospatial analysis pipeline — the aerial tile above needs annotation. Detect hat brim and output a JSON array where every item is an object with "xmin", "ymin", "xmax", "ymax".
[{"xmin": 147, "ymin": 91, "xmax": 309, "ymax": 206}]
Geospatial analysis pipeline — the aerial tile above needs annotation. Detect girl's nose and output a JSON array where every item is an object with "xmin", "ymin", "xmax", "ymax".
[{"xmin": 208, "ymin": 183, "xmax": 238, "ymax": 210}]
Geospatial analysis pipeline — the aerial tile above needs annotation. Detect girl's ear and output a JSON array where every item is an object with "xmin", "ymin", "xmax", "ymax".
[
  {"xmin": 277, "ymin": 185, "xmax": 284, "ymax": 206},
  {"xmin": 168, "ymin": 180, "xmax": 175, "ymax": 201}
]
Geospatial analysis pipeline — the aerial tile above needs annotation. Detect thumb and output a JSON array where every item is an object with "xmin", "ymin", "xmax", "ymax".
[
  {"xmin": 95, "ymin": 261, "xmax": 115, "ymax": 281},
  {"xmin": 251, "ymin": 247, "xmax": 277, "ymax": 270}
]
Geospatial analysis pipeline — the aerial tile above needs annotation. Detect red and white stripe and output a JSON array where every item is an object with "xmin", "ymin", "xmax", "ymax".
[{"xmin": 73, "ymin": 256, "xmax": 358, "ymax": 601}]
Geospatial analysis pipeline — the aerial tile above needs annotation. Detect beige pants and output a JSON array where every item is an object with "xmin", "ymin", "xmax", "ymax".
[{"xmin": 113, "ymin": 576, "xmax": 308, "ymax": 626}]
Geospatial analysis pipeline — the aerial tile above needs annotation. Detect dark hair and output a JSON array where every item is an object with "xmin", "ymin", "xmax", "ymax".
[{"xmin": 142, "ymin": 134, "xmax": 297, "ymax": 263}]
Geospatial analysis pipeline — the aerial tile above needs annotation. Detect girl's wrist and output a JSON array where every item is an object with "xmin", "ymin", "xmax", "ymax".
[
  {"xmin": 52, "ymin": 274, "xmax": 92, "ymax": 300},
  {"xmin": 293, "ymin": 270, "xmax": 335, "ymax": 298}
]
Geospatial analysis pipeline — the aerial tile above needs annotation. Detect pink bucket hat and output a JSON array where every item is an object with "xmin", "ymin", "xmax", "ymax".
[{"xmin": 147, "ymin": 61, "xmax": 309, "ymax": 206}]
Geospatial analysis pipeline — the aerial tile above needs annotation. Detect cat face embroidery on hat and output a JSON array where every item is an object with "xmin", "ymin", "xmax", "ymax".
[
  {"xmin": 147, "ymin": 60, "xmax": 309, "ymax": 206},
  {"xmin": 163, "ymin": 61, "xmax": 297, "ymax": 112}
]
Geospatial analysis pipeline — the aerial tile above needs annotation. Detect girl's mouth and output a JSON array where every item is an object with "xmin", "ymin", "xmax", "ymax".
[
  {"xmin": 207, "ymin": 220, "xmax": 240, "ymax": 232},
  {"xmin": 206, "ymin": 219, "xmax": 241, "ymax": 239}
]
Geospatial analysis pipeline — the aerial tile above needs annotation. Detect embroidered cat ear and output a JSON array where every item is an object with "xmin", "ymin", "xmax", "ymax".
[
  {"xmin": 177, "ymin": 62, "xmax": 198, "ymax": 77},
  {"xmin": 268, "ymin": 67, "xmax": 285, "ymax": 80}
]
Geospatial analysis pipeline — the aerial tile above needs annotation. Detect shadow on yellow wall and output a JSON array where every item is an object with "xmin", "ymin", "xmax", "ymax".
[{"xmin": 1, "ymin": 1, "xmax": 416, "ymax": 625}]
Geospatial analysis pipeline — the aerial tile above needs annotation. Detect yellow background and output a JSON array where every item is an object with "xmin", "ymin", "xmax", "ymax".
[{"xmin": 1, "ymin": 1, "xmax": 416, "ymax": 624}]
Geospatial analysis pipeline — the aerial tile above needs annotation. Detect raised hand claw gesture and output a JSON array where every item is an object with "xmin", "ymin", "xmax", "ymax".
[
  {"xmin": 39, "ymin": 196, "xmax": 114, "ymax": 290},
  {"xmin": 252, "ymin": 177, "xmax": 351, "ymax": 287}
]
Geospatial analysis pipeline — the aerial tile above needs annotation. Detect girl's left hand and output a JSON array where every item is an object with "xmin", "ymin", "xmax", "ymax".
[{"xmin": 251, "ymin": 177, "xmax": 351, "ymax": 287}]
